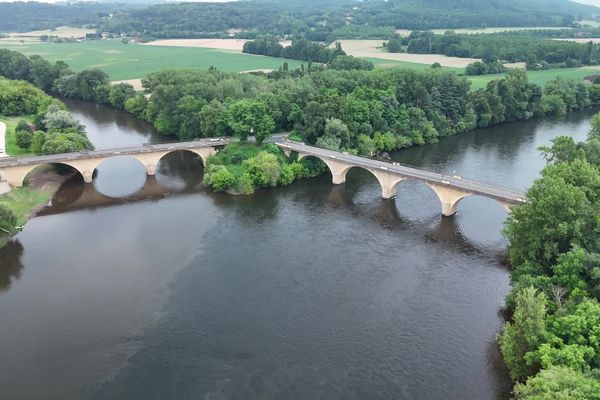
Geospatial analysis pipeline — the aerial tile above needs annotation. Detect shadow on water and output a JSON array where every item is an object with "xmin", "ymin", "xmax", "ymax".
[{"xmin": 0, "ymin": 240, "xmax": 24, "ymax": 292}]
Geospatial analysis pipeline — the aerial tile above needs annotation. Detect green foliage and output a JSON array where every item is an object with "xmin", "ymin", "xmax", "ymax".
[
  {"xmin": 0, "ymin": 204, "xmax": 17, "ymax": 234},
  {"xmin": 504, "ymin": 159, "xmax": 600, "ymax": 268},
  {"xmin": 203, "ymin": 143, "xmax": 325, "ymax": 194},
  {"xmin": 243, "ymin": 38, "xmax": 345, "ymax": 64},
  {"xmin": 15, "ymin": 129, "xmax": 33, "ymax": 150},
  {"xmin": 502, "ymin": 119, "xmax": 600, "ymax": 393},
  {"xmin": 227, "ymin": 100, "xmax": 275, "ymax": 144},
  {"xmin": 108, "ymin": 83, "xmax": 136, "ymax": 109},
  {"xmin": 329, "ymin": 55, "xmax": 374, "ymax": 71},
  {"xmin": 499, "ymin": 286, "xmax": 547, "ymax": 381},
  {"xmin": 0, "ymin": 78, "xmax": 53, "ymax": 116},
  {"xmin": 540, "ymin": 94, "xmax": 567, "ymax": 116},
  {"xmin": 513, "ymin": 367, "xmax": 600, "ymax": 400},
  {"xmin": 386, "ymin": 39, "xmax": 402, "ymax": 53}
]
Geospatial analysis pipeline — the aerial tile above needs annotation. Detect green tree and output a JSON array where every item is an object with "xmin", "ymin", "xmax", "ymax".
[
  {"xmin": 505, "ymin": 160, "xmax": 600, "ymax": 267},
  {"xmin": 513, "ymin": 367, "xmax": 600, "ymax": 400},
  {"xmin": 227, "ymin": 100, "xmax": 275, "ymax": 144},
  {"xmin": 242, "ymin": 151, "xmax": 281, "ymax": 187},
  {"xmin": 499, "ymin": 286, "xmax": 547, "ymax": 381},
  {"xmin": 108, "ymin": 83, "xmax": 136, "ymax": 109}
]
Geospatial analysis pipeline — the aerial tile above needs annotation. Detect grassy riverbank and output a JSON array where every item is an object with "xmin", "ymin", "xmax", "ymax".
[
  {"xmin": 2, "ymin": 115, "xmax": 35, "ymax": 156},
  {"xmin": 0, "ymin": 168, "xmax": 71, "ymax": 248}
]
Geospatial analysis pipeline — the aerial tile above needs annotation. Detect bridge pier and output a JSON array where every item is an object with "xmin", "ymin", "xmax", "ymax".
[{"xmin": 426, "ymin": 182, "xmax": 471, "ymax": 217}]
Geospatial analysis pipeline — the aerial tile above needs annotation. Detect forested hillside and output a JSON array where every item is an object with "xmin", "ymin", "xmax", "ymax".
[
  {"xmin": 1, "ymin": 0, "xmax": 597, "ymax": 38},
  {"xmin": 0, "ymin": 2, "xmax": 123, "ymax": 33}
]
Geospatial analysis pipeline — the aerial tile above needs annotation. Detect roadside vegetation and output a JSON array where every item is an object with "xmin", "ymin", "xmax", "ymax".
[{"xmin": 499, "ymin": 114, "xmax": 600, "ymax": 398}]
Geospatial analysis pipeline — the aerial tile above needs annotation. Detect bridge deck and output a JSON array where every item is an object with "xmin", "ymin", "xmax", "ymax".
[
  {"xmin": 0, "ymin": 138, "xmax": 229, "ymax": 168},
  {"xmin": 275, "ymin": 138, "xmax": 526, "ymax": 205}
]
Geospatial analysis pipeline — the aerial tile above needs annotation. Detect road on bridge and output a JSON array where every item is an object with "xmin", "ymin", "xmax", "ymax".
[{"xmin": 273, "ymin": 136, "xmax": 526, "ymax": 205}]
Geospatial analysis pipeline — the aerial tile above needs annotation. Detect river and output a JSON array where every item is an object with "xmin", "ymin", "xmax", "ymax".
[{"xmin": 0, "ymin": 100, "xmax": 595, "ymax": 400}]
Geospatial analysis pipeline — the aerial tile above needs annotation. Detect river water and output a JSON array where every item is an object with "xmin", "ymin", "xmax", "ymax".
[{"xmin": 0, "ymin": 100, "xmax": 595, "ymax": 400}]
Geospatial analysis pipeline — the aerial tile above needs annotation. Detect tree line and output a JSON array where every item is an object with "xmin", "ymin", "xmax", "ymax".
[
  {"xmin": 404, "ymin": 31, "xmax": 600, "ymax": 69},
  {"xmin": 242, "ymin": 38, "xmax": 373, "ymax": 70},
  {"xmin": 83, "ymin": 0, "xmax": 597, "ymax": 41},
  {"xmin": 242, "ymin": 38, "xmax": 346, "ymax": 64},
  {"xmin": 498, "ymin": 116, "xmax": 600, "ymax": 398}
]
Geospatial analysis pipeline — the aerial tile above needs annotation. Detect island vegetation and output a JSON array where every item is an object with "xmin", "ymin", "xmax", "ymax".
[{"xmin": 499, "ymin": 114, "xmax": 600, "ymax": 398}]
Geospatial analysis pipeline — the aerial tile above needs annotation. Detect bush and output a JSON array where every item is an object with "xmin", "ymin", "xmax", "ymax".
[
  {"xmin": 30, "ymin": 131, "xmax": 46, "ymax": 154},
  {"xmin": 15, "ymin": 120, "xmax": 32, "ymax": 133},
  {"xmin": 0, "ymin": 204, "xmax": 17, "ymax": 233},
  {"xmin": 15, "ymin": 129, "xmax": 33, "ymax": 149},
  {"xmin": 204, "ymin": 164, "xmax": 235, "ymax": 192}
]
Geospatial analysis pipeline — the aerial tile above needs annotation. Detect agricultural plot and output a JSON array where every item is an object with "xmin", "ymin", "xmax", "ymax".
[{"xmin": 0, "ymin": 40, "xmax": 303, "ymax": 80}]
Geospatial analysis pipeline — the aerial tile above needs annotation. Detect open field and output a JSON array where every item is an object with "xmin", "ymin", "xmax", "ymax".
[
  {"xmin": 0, "ymin": 40, "xmax": 303, "ymax": 80},
  {"xmin": 553, "ymin": 38, "xmax": 600, "ymax": 43},
  {"xmin": 467, "ymin": 66, "xmax": 600, "ymax": 89},
  {"xmin": 395, "ymin": 26, "xmax": 568, "ymax": 36},
  {"xmin": 337, "ymin": 40, "xmax": 480, "ymax": 67},
  {"xmin": 144, "ymin": 38, "xmax": 291, "ymax": 51},
  {"xmin": 7, "ymin": 26, "xmax": 95, "ymax": 38}
]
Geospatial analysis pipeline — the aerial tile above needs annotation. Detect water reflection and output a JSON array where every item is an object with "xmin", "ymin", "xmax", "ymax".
[{"xmin": 0, "ymin": 240, "xmax": 24, "ymax": 292}]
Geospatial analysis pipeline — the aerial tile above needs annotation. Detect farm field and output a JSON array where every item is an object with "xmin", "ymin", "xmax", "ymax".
[
  {"xmin": 337, "ymin": 39, "xmax": 481, "ymax": 67},
  {"xmin": 467, "ymin": 66, "xmax": 600, "ymax": 89},
  {"xmin": 1, "ymin": 38, "xmax": 597, "ymax": 92},
  {"xmin": 0, "ymin": 40, "xmax": 303, "ymax": 80},
  {"xmin": 7, "ymin": 26, "xmax": 95, "ymax": 38}
]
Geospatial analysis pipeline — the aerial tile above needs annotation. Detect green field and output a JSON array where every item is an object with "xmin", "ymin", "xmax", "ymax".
[
  {"xmin": 0, "ymin": 40, "xmax": 303, "ymax": 80},
  {"xmin": 467, "ymin": 67, "xmax": 600, "ymax": 89},
  {"xmin": 1, "ymin": 39, "xmax": 598, "ymax": 91}
]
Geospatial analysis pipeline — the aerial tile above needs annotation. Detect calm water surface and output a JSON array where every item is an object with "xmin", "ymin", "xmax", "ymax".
[{"xmin": 0, "ymin": 101, "xmax": 596, "ymax": 400}]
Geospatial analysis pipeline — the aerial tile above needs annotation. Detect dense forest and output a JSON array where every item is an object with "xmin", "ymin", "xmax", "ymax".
[
  {"xmin": 0, "ymin": 2, "xmax": 122, "ymax": 33},
  {"xmin": 404, "ymin": 31, "xmax": 600, "ymax": 68},
  {"xmin": 1, "ymin": 1, "xmax": 598, "ymax": 40},
  {"xmin": 499, "ymin": 119, "xmax": 600, "ymax": 397}
]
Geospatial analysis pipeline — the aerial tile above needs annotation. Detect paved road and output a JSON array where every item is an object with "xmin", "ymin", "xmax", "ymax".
[
  {"xmin": 0, "ymin": 138, "xmax": 229, "ymax": 168},
  {"xmin": 274, "ymin": 137, "xmax": 526, "ymax": 204}
]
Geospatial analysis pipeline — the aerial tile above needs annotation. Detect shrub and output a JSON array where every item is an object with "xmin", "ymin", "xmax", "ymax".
[
  {"xmin": 0, "ymin": 204, "xmax": 17, "ymax": 233},
  {"xmin": 15, "ymin": 129, "xmax": 33, "ymax": 149}
]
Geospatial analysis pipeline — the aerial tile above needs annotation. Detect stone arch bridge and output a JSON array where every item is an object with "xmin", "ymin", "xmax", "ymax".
[
  {"xmin": 0, "ymin": 139, "xmax": 227, "ymax": 188},
  {"xmin": 0, "ymin": 136, "xmax": 526, "ymax": 217},
  {"xmin": 275, "ymin": 138, "xmax": 526, "ymax": 216}
]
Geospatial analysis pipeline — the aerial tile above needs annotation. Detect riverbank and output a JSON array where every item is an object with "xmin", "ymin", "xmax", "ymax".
[{"xmin": 0, "ymin": 168, "xmax": 74, "ymax": 248}]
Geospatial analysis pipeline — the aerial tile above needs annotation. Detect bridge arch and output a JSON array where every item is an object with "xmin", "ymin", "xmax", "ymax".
[
  {"xmin": 15, "ymin": 162, "xmax": 86, "ymax": 188},
  {"xmin": 296, "ymin": 153, "xmax": 405, "ymax": 199}
]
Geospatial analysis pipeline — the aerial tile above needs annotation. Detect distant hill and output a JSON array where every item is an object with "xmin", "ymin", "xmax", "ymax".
[{"xmin": 1, "ymin": 0, "xmax": 598, "ymax": 37}]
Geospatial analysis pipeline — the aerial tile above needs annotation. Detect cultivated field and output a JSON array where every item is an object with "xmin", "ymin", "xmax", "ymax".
[
  {"xmin": 468, "ymin": 66, "xmax": 600, "ymax": 89},
  {"xmin": 553, "ymin": 38, "xmax": 600, "ymax": 43},
  {"xmin": 7, "ymin": 26, "xmax": 95, "ymax": 38},
  {"xmin": 337, "ymin": 40, "xmax": 480, "ymax": 67},
  {"xmin": 143, "ymin": 38, "xmax": 292, "ymax": 51},
  {"xmin": 0, "ymin": 40, "xmax": 303, "ymax": 80}
]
